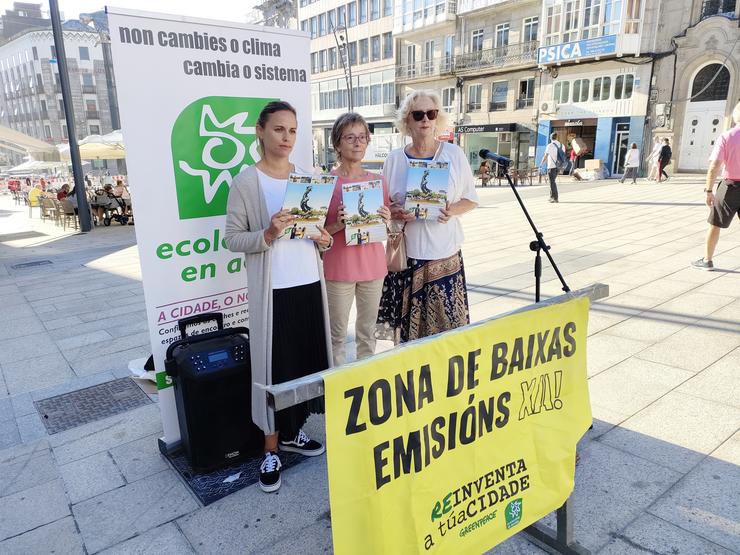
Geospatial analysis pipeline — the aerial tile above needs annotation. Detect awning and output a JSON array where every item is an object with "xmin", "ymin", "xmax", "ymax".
[{"xmin": 0, "ymin": 124, "xmax": 58, "ymax": 157}]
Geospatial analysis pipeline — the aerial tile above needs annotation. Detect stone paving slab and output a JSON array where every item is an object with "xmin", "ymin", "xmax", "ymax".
[
  {"xmin": 98, "ymin": 522, "xmax": 196, "ymax": 555},
  {"xmin": 675, "ymin": 347, "xmax": 740, "ymax": 408},
  {"xmin": 108, "ymin": 433, "xmax": 171, "ymax": 483},
  {"xmin": 599, "ymin": 513, "xmax": 736, "ymax": 555},
  {"xmin": 539, "ymin": 439, "xmax": 683, "ymax": 553},
  {"xmin": 50, "ymin": 403, "xmax": 163, "ymax": 466},
  {"xmin": 587, "ymin": 358, "xmax": 694, "ymax": 419},
  {"xmin": 1, "ymin": 352, "xmax": 75, "ymax": 395},
  {"xmin": 73, "ymin": 469, "xmax": 198, "ymax": 554},
  {"xmin": 0, "ymin": 516, "xmax": 85, "ymax": 555},
  {"xmin": 177, "ymin": 456, "xmax": 330, "ymax": 554},
  {"xmin": 0, "ymin": 446, "xmax": 57, "ymax": 498},
  {"xmin": 60, "ymin": 451, "xmax": 126, "ymax": 504},
  {"xmin": 648, "ymin": 432, "xmax": 740, "ymax": 552},
  {"xmin": 0, "ymin": 479, "xmax": 70, "ymax": 542},
  {"xmin": 600, "ymin": 392, "xmax": 740, "ymax": 474}
]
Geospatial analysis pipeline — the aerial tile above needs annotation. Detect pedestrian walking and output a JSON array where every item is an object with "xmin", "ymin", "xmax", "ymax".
[
  {"xmin": 657, "ymin": 138, "xmax": 672, "ymax": 182},
  {"xmin": 224, "ymin": 100, "xmax": 332, "ymax": 493},
  {"xmin": 646, "ymin": 137, "xmax": 662, "ymax": 180},
  {"xmin": 540, "ymin": 132, "xmax": 563, "ymax": 202},
  {"xmin": 691, "ymin": 102, "xmax": 740, "ymax": 271},
  {"xmin": 568, "ymin": 144, "xmax": 578, "ymax": 176},
  {"xmin": 620, "ymin": 143, "xmax": 640, "ymax": 184}
]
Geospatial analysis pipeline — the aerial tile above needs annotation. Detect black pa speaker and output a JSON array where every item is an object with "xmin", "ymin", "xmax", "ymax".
[{"xmin": 165, "ymin": 313, "xmax": 264, "ymax": 472}]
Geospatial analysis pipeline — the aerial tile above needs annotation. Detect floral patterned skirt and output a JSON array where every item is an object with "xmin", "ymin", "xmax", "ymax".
[{"xmin": 376, "ymin": 251, "xmax": 470, "ymax": 344}]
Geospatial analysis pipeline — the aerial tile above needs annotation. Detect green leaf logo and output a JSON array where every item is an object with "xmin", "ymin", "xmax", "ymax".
[
  {"xmin": 171, "ymin": 96, "xmax": 276, "ymax": 219},
  {"xmin": 505, "ymin": 498, "xmax": 522, "ymax": 529}
]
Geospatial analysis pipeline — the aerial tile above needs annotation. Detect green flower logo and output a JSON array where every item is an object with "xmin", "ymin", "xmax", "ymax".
[
  {"xmin": 505, "ymin": 498, "xmax": 523, "ymax": 529},
  {"xmin": 171, "ymin": 96, "xmax": 276, "ymax": 219}
]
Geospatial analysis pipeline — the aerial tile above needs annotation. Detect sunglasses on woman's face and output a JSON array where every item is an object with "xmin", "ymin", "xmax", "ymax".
[{"xmin": 410, "ymin": 109, "xmax": 439, "ymax": 122}]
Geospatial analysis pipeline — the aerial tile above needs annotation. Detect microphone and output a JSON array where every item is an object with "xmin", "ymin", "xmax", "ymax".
[{"xmin": 479, "ymin": 149, "xmax": 512, "ymax": 168}]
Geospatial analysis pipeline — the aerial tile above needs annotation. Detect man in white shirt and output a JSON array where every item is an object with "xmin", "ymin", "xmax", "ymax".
[{"xmin": 540, "ymin": 133, "xmax": 562, "ymax": 203}]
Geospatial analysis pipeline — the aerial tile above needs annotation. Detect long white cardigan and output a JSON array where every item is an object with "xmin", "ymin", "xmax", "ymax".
[{"xmin": 224, "ymin": 165, "xmax": 333, "ymax": 435}]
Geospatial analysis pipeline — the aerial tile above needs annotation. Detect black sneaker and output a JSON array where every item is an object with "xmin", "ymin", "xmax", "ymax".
[
  {"xmin": 691, "ymin": 258, "xmax": 714, "ymax": 271},
  {"xmin": 259, "ymin": 451, "xmax": 282, "ymax": 493},
  {"xmin": 279, "ymin": 429, "xmax": 325, "ymax": 456}
]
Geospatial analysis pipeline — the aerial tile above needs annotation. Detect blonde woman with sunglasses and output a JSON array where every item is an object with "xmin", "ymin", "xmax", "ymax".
[{"xmin": 376, "ymin": 90, "xmax": 478, "ymax": 344}]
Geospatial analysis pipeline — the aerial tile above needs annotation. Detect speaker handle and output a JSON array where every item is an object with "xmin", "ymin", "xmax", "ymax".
[{"xmin": 178, "ymin": 312, "xmax": 224, "ymax": 339}]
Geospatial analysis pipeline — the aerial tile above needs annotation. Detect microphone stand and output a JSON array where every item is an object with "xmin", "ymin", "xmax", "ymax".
[{"xmin": 501, "ymin": 165, "xmax": 570, "ymax": 303}]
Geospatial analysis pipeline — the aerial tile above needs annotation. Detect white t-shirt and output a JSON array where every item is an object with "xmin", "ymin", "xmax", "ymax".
[
  {"xmin": 384, "ymin": 142, "xmax": 479, "ymax": 260},
  {"xmin": 624, "ymin": 149, "xmax": 640, "ymax": 168},
  {"xmin": 545, "ymin": 141, "xmax": 562, "ymax": 170},
  {"xmin": 257, "ymin": 168, "xmax": 320, "ymax": 290}
]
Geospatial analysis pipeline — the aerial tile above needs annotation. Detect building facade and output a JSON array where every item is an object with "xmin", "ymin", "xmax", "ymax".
[
  {"xmin": 299, "ymin": 0, "xmax": 396, "ymax": 167},
  {"xmin": 534, "ymin": 0, "xmax": 649, "ymax": 177},
  {"xmin": 0, "ymin": 28, "xmax": 115, "ymax": 162},
  {"xmin": 453, "ymin": 0, "xmax": 541, "ymax": 169},
  {"xmin": 650, "ymin": 0, "xmax": 740, "ymax": 172}
]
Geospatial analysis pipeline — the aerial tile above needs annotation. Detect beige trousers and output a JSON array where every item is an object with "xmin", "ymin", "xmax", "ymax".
[{"xmin": 326, "ymin": 279, "xmax": 384, "ymax": 366}]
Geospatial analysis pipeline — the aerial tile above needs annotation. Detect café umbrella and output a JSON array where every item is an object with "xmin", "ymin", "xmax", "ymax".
[{"xmin": 58, "ymin": 130, "xmax": 125, "ymax": 160}]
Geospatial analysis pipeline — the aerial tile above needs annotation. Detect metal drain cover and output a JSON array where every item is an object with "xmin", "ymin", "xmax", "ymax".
[{"xmin": 35, "ymin": 378, "xmax": 153, "ymax": 434}]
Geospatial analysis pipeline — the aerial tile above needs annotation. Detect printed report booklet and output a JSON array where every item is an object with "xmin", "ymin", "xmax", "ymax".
[
  {"xmin": 280, "ymin": 173, "xmax": 337, "ymax": 240},
  {"xmin": 341, "ymin": 180, "xmax": 387, "ymax": 246},
  {"xmin": 404, "ymin": 160, "xmax": 448, "ymax": 220}
]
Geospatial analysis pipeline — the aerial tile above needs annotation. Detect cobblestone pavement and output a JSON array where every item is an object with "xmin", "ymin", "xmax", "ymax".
[{"xmin": 0, "ymin": 174, "xmax": 738, "ymax": 554}]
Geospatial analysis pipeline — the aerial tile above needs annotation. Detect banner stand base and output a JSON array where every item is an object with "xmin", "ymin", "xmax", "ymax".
[
  {"xmin": 158, "ymin": 437, "xmax": 182, "ymax": 456},
  {"xmin": 523, "ymin": 499, "xmax": 591, "ymax": 555}
]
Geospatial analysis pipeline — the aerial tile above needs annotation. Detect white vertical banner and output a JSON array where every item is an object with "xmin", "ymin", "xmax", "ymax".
[{"xmin": 107, "ymin": 7, "xmax": 312, "ymax": 447}]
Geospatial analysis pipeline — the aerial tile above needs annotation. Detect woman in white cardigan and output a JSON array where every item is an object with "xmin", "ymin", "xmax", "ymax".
[{"xmin": 225, "ymin": 101, "xmax": 333, "ymax": 493}]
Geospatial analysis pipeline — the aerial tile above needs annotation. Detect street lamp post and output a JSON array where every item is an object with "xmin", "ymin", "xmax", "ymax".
[
  {"xmin": 332, "ymin": 24, "xmax": 353, "ymax": 112},
  {"xmin": 49, "ymin": 0, "xmax": 92, "ymax": 231}
]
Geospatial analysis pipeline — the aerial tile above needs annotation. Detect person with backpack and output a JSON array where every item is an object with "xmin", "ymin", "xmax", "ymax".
[
  {"xmin": 657, "ymin": 138, "xmax": 672, "ymax": 182},
  {"xmin": 541, "ymin": 132, "xmax": 564, "ymax": 202}
]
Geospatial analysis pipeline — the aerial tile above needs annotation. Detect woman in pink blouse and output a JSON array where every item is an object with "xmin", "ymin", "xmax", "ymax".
[{"xmin": 323, "ymin": 113, "xmax": 390, "ymax": 366}]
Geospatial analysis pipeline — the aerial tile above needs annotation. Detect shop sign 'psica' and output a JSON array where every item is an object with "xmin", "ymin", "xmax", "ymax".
[{"xmin": 537, "ymin": 35, "xmax": 617, "ymax": 65}]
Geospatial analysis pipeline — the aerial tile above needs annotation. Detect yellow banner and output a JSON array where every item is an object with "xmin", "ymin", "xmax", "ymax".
[{"xmin": 324, "ymin": 297, "xmax": 592, "ymax": 554}]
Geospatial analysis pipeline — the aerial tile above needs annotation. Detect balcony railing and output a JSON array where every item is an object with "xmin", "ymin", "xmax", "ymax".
[
  {"xmin": 515, "ymin": 98, "xmax": 534, "ymax": 109},
  {"xmin": 467, "ymin": 102, "xmax": 481, "ymax": 111},
  {"xmin": 454, "ymin": 41, "xmax": 538, "ymax": 73},
  {"xmin": 489, "ymin": 101, "xmax": 507, "ymax": 111},
  {"xmin": 85, "ymin": 110, "xmax": 100, "ymax": 119},
  {"xmin": 395, "ymin": 57, "xmax": 455, "ymax": 82},
  {"xmin": 82, "ymin": 85, "xmax": 96, "ymax": 94}
]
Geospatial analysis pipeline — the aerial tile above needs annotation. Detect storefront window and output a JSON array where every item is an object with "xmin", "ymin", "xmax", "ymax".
[
  {"xmin": 614, "ymin": 74, "xmax": 634, "ymax": 99},
  {"xmin": 554, "ymin": 81, "xmax": 570, "ymax": 103},
  {"xmin": 592, "ymin": 76, "xmax": 611, "ymax": 100}
]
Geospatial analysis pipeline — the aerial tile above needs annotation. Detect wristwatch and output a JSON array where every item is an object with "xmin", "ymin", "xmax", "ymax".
[{"xmin": 704, "ymin": 189, "xmax": 714, "ymax": 193}]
